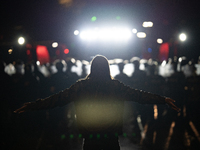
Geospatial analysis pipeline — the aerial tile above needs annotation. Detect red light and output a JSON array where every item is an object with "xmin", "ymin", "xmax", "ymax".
[
  {"xmin": 26, "ymin": 44, "xmax": 32, "ymax": 49},
  {"xmin": 64, "ymin": 49, "xmax": 69, "ymax": 54},
  {"xmin": 36, "ymin": 45, "xmax": 50, "ymax": 65},
  {"xmin": 26, "ymin": 49, "xmax": 31, "ymax": 55},
  {"xmin": 159, "ymin": 43, "xmax": 169, "ymax": 62}
]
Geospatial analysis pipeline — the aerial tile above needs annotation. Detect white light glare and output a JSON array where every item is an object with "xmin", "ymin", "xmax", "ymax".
[
  {"xmin": 178, "ymin": 57, "xmax": 182, "ymax": 62},
  {"xmin": 179, "ymin": 33, "xmax": 187, "ymax": 41},
  {"xmin": 137, "ymin": 32, "xmax": 146, "ymax": 38},
  {"xmin": 71, "ymin": 58, "xmax": 76, "ymax": 63},
  {"xmin": 79, "ymin": 27, "xmax": 132, "ymax": 41},
  {"xmin": 132, "ymin": 28, "xmax": 137, "ymax": 34},
  {"xmin": 157, "ymin": 38, "xmax": 163, "ymax": 44},
  {"xmin": 36, "ymin": 61, "xmax": 40, "ymax": 66},
  {"xmin": 74, "ymin": 30, "xmax": 79, "ymax": 35},
  {"xmin": 18, "ymin": 37, "xmax": 25, "ymax": 45},
  {"xmin": 161, "ymin": 60, "xmax": 167, "ymax": 67},
  {"xmin": 52, "ymin": 42, "xmax": 58, "ymax": 48},
  {"xmin": 142, "ymin": 21, "xmax": 153, "ymax": 28}
]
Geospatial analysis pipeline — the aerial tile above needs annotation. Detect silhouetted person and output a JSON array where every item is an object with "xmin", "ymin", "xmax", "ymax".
[
  {"xmin": 185, "ymin": 60, "xmax": 200, "ymax": 118},
  {"xmin": 14, "ymin": 55, "xmax": 180, "ymax": 150},
  {"xmin": 32, "ymin": 61, "xmax": 46, "ymax": 84},
  {"xmin": 130, "ymin": 59, "xmax": 147, "ymax": 90},
  {"xmin": 0, "ymin": 60, "xmax": 12, "ymax": 97},
  {"xmin": 65, "ymin": 60, "xmax": 79, "ymax": 88},
  {"xmin": 21, "ymin": 62, "xmax": 40, "ymax": 101},
  {"xmin": 81, "ymin": 63, "xmax": 88, "ymax": 79},
  {"xmin": 115, "ymin": 62, "xmax": 130, "ymax": 85},
  {"xmin": 11, "ymin": 59, "xmax": 26, "ymax": 104},
  {"xmin": 146, "ymin": 63, "xmax": 166, "ymax": 95},
  {"xmin": 32, "ymin": 61, "xmax": 47, "ymax": 98},
  {"xmin": 166, "ymin": 59, "xmax": 186, "ymax": 109},
  {"xmin": 50, "ymin": 59, "xmax": 68, "ymax": 93}
]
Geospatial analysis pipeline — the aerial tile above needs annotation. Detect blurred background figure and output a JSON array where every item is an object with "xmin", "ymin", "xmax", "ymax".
[
  {"xmin": 80, "ymin": 63, "xmax": 88, "ymax": 79},
  {"xmin": 50, "ymin": 59, "xmax": 68, "ymax": 94},
  {"xmin": 129, "ymin": 57, "xmax": 147, "ymax": 90},
  {"xmin": 115, "ymin": 62, "xmax": 130, "ymax": 85},
  {"xmin": 65, "ymin": 59, "xmax": 79, "ymax": 88},
  {"xmin": 21, "ymin": 62, "xmax": 40, "ymax": 102},
  {"xmin": 165, "ymin": 57, "xmax": 186, "ymax": 113}
]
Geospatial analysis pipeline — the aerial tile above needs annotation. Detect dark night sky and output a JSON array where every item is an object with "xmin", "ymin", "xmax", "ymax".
[{"xmin": 0, "ymin": 0, "xmax": 200, "ymax": 60}]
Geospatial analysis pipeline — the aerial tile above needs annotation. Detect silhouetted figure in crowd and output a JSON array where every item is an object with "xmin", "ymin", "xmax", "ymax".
[
  {"xmin": 185, "ymin": 60, "xmax": 200, "ymax": 118},
  {"xmin": 21, "ymin": 63, "xmax": 40, "ymax": 101},
  {"xmin": 32, "ymin": 61, "xmax": 47, "ymax": 98},
  {"xmin": 115, "ymin": 62, "xmax": 130, "ymax": 85},
  {"xmin": 146, "ymin": 63, "xmax": 166, "ymax": 95},
  {"xmin": 166, "ymin": 59, "xmax": 186, "ymax": 109},
  {"xmin": 10, "ymin": 60, "xmax": 26, "ymax": 104},
  {"xmin": 143, "ymin": 62, "xmax": 168, "ymax": 147},
  {"xmin": 65, "ymin": 60, "xmax": 79, "ymax": 88},
  {"xmin": 0, "ymin": 60, "xmax": 12, "ymax": 97},
  {"xmin": 0, "ymin": 59, "xmax": 12, "ymax": 116},
  {"xmin": 0, "ymin": 60, "xmax": 16, "ymax": 150},
  {"xmin": 14, "ymin": 55, "xmax": 180, "ymax": 150},
  {"xmin": 11, "ymin": 59, "xmax": 24, "ymax": 84},
  {"xmin": 81, "ymin": 63, "xmax": 88, "ymax": 79},
  {"xmin": 33, "ymin": 61, "xmax": 46, "ymax": 83},
  {"xmin": 130, "ymin": 59, "xmax": 147, "ymax": 90},
  {"xmin": 50, "ymin": 59, "xmax": 68, "ymax": 93}
]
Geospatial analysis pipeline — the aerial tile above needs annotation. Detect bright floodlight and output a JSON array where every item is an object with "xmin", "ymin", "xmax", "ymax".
[
  {"xmin": 52, "ymin": 42, "xmax": 58, "ymax": 48},
  {"xmin": 79, "ymin": 27, "xmax": 132, "ymax": 41},
  {"xmin": 74, "ymin": 30, "xmax": 79, "ymax": 35},
  {"xmin": 157, "ymin": 38, "xmax": 163, "ymax": 44},
  {"xmin": 18, "ymin": 37, "xmax": 25, "ymax": 45},
  {"xmin": 142, "ymin": 21, "xmax": 153, "ymax": 28},
  {"xmin": 179, "ymin": 33, "xmax": 187, "ymax": 41},
  {"xmin": 132, "ymin": 28, "xmax": 137, "ymax": 34},
  {"xmin": 137, "ymin": 32, "xmax": 146, "ymax": 38},
  {"xmin": 80, "ymin": 30, "xmax": 98, "ymax": 41}
]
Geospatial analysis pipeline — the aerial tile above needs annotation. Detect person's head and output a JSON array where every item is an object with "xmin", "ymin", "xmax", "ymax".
[
  {"xmin": 24, "ymin": 63, "xmax": 33, "ymax": 75},
  {"xmin": 54, "ymin": 59, "xmax": 65, "ymax": 72},
  {"xmin": 87, "ymin": 55, "xmax": 112, "ymax": 81},
  {"xmin": 132, "ymin": 60, "xmax": 140, "ymax": 70}
]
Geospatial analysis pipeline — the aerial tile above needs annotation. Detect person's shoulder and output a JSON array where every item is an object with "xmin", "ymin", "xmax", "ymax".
[
  {"xmin": 74, "ymin": 78, "xmax": 91, "ymax": 86},
  {"xmin": 111, "ymin": 79, "xmax": 125, "ymax": 86}
]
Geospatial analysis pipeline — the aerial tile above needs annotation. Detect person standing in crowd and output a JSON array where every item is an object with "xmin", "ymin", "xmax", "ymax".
[
  {"xmin": 130, "ymin": 58, "xmax": 147, "ymax": 90},
  {"xmin": 14, "ymin": 55, "xmax": 180, "ymax": 150},
  {"xmin": 115, "ymin": 62, "xmax": 130, "ymax": 85}
]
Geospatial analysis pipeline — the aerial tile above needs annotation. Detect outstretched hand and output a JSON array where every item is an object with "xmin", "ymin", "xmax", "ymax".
[
  {"xmin": 165, "ymin": 97, "xmax": 180, "ymax": 112},
  {"xmin": 14, "ymin": 102, "xmax": 33, "ymax": 114}
]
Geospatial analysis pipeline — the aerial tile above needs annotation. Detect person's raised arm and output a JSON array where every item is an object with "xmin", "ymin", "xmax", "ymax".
[
  {"xmin": 115, "ymin": 80, "xmax": 180, "ymax": 112},
  {"xmin": 14, "ymin": 82, "xmax": 79, "ymax": 114}
]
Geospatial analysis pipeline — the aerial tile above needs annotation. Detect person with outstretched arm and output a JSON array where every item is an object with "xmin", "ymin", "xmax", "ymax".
[{"xmin": 14, "ymin": 55, "xmax": 180, "ymax": 150}]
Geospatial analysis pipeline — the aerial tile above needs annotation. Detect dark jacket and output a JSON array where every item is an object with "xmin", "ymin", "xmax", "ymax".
[{"xmin": 28, "ymin": 79, "xmax": 165, "ymax": 137}]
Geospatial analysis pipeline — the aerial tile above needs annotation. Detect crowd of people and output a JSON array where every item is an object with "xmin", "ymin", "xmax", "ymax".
[{"xmin": 1, "ymin": 55, "xmax": 200, "ymax": 149}]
